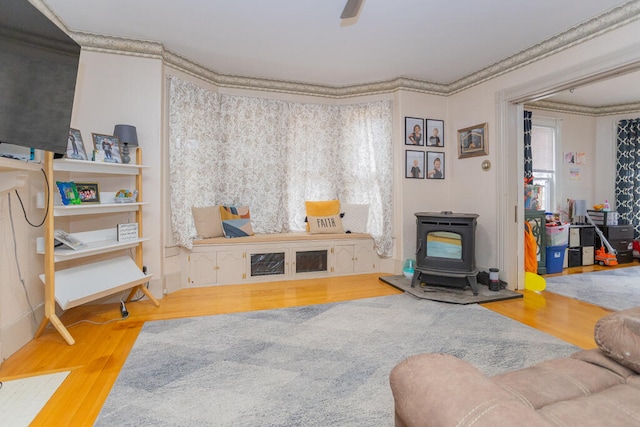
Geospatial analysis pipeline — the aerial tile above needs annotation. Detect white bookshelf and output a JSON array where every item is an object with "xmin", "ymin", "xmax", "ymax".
[{"xmin": 36, "ymin": 150, "xmax": 159, "ymax": 345}]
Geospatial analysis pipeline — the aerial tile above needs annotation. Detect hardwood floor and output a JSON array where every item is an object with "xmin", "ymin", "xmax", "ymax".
[{"xmin": 0, "ymin": 263, "xmax": 636, "ymax": 426}]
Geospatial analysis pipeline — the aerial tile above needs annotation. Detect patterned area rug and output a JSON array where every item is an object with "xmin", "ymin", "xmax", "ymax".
[
  {"xmin": 96, "ymin": 294, "xmax": 578, "ymax": 426},
  {"xmin": 545, "ymin": 265, "xmax": 640, "ymax": 311}
]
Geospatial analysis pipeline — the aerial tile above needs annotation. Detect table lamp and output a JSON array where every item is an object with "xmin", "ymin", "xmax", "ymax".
[{"xmin": 113, "ymin": 124, "xmax": 138, "ymax": 164}]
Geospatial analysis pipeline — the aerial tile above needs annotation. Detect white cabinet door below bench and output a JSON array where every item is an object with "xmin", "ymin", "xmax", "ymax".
[
  {"xmin": 188, "ymin": 252, "xmax": 217, "ymax": 287},
  {"xmin": 189, "ymin": 250, "xmax": 244, "ymax": 287},
  {"xmin": 333, "ymin": 241, "xmax": 374, "ymax": 275},
  {"xmin": 353, "ymin": 242, "xmax": 375, "ymax": 273},
  {"xmin": 217, "ymin": 250, "xmax": 246, "ymax": 284}
]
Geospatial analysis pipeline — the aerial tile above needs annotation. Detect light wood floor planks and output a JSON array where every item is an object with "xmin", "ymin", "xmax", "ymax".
[{"xmin": 0, "ymin": 263, "xmax": 636, "ymax": 426}]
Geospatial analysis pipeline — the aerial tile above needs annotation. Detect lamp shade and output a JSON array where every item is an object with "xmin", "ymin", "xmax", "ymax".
[{"xmin": 113, "ymin": 124, "xmax": 138, "ymax": 146}]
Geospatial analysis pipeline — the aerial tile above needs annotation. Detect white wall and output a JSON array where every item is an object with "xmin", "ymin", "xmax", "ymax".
[
  {"xmin": 0, "ymin": 170, "xmax": 45, "ymax": 361},
  {"xmin": 394, "ymin": 91, "xmax": 448, "ymax": 268},
  {"xmin": 446, "ymin": 83, "xmax": 502, "ymax": 274},
  {"xmin": 70, "ymin": 50, "xmax": 165, "ymax": 297}
]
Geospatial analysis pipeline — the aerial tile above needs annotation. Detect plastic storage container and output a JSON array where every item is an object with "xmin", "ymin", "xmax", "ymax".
[
  {"xmin": 545, "ymin": 223, "xmax": 569, "ymax": 246},
  {"xmin": 546, "ymin": 245, "xmax": 567, "ymax": 274}
]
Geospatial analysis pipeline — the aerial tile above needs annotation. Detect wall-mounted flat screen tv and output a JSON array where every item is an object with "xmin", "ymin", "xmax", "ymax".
[{"xmin": 0, "ymin": 0, "xmax": 81, "ymax": 154}]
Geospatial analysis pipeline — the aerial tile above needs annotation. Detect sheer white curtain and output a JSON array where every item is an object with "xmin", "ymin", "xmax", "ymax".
[{"xmin": 168, "ymin": 77, "xmax": 393, "ymax": 255}]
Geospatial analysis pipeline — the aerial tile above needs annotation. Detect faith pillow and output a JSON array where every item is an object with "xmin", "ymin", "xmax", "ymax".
[
  {"xmin": 219, "ymin": 205, "xmax": 255, "ymax": 238},
  {"xmin": 305, "ymin": 200, "xmax": 340, "ymax": 231},
  {"xmin": 308, "ymin": 214, "xmax": 345, "ymax": 234},
  {"xmin": 191, "ymin": 205, "xmax": 224, "ymax": 238}
]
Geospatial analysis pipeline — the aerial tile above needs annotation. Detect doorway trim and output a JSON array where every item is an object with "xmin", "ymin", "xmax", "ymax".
[{"xmin": 496, "ymin": 43, "xmax": 640, "ymax": 289}]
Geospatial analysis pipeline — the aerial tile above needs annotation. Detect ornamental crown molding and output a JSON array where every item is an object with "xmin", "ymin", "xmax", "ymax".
[
  {"xmin": 33, "ymin": 0, "xmax": 640, "ymax": 102},
  {"xmin": 526, "ymin": 100, "xmax": 640, "ymax": 117}
]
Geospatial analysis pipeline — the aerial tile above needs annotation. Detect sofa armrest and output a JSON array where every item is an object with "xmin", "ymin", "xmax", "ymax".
[{"xmin": 389, "ymin": 353, "xmax": 550, "ymax": 427}]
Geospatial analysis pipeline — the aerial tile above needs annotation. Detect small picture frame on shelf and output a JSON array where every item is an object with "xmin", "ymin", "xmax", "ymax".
[
  {"xmin": 117, "ymin": 223, "xmax": 139, "ymax": 242},
  {"xmin": 405, "ymin": 117, "xmax": 424, "ymax": 146},
  {"xmin": 426, "ymin": 119, "xmax": 444, "ymax": 147},
  {"xmin": 426, "ymin": 151, "xmax": 445, "ymax": 179},
  {"xmin": 66, "ymin": 128, "xmax": 88, "ymax": 160},
  {"xmin": 75, "ymin": 182, "xmax": 100, "ymax": 204},
  {"xmin": 92, "ymin": 133, "xmax": 122, "ymax": 163},
  {"xmin": 55, "ymin": 181, "xmax": 81, "ymax": 205},
  {"xmin": 405, "ymin": 150, "xmax": 425, "ymax": 179}
]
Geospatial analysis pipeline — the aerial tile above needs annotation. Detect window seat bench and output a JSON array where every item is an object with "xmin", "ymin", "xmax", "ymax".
[
  {"xmin": 187, "ymin": 232, "xmax": 377, "ymax": 287},
  {"xmin": 193, "ymin": 232, "xmax": 371, "ymax": 245}
]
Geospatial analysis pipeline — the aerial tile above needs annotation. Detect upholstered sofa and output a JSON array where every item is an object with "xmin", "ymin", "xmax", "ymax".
[{"xmin": 389, "ymin": 307, "xmax": 640, "ymax": 426}]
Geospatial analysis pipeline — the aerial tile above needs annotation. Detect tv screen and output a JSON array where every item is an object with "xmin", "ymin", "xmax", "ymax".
[
  {"xmin": 0, "ymin": 0, "xmax": 81, "ymax": 154},
  {"xmin": 426, "ymin": 231, "xmax": 462, "ymax": 260}
]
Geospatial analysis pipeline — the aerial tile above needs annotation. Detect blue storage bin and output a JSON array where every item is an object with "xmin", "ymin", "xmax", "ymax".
[{"xmin": 546, "ymin": 245, "xmax": 567, "ymax": 274}]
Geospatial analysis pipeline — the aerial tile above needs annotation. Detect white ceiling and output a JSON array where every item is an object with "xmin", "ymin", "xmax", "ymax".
[{"xmin": 43, "ymin": 0, "xmax": 639, "ymax": 106}]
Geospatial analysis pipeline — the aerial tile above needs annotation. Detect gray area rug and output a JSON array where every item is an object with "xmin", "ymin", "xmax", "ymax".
[
  {"xmin": 380, "ymin": 275, "xmax": 522, "ymax": 304},
  {"xmin": 545, "ymin": 265, "xmax": 640, "ymax": 311},
  {"xmin": 96, "ymin": 294, "xmax": 578, "ymax": 426}
]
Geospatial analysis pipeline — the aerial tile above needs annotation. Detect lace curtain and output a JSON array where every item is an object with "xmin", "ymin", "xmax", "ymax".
[{"xmin": 168, "ymin": 77, "xmax": 393, "ymax": 256}]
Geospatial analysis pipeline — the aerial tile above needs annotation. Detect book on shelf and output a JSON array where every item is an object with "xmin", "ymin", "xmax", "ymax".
[{"xmin": 54, "ymin": 229, "xmax": 86, "ymax": 250}]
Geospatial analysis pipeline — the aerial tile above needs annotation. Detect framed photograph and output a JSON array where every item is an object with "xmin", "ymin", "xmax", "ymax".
[
  {"xmin": 405, "ymin": 150, "xmax": 425, "ymax": 179},
  {"xmin": 405, "ymin": 117, "xmax": 424, "ymax": 146},
  {"xmin": 66, "ymin": 128, "xmax": 88, "ymax": 160},
  {"xmin": 55, "ymin": 181, "xmax": 81, "ymax": 205},
  {"xmin": 458, "ymin": 122, "xmax": 488, "ymax": 159},
  {"xmin": 426, "ymin": 119, "xmax": 444, "ymax": 147},
  {"xmin": 426, "ymin": 152, "xmax": 445, "ymax": 179},
  {"xmin": 92, "ymin": 133, "xmax": 122, "ymax": 163},
  {"xmin": 75, "ymin": 182, "xmax": 100, "ymax": 204}
]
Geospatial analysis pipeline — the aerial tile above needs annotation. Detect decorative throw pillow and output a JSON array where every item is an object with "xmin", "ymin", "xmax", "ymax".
[
  {"xmin": 219, "ymin": 205, "xmax": 255, "ymax": 238},
  {"xmin": 191, "ymin": 206, "xmax": 224, "ymax": 238},
  {"xmin": 305, "ymin": 200, "xmax": 340, "ymax": 231},
  {"xmin": 308, "ymin": 214, "xmax": 345, "ymax": 234},
  {"xmin": 341, "ymin": 204, "xmax": 369, "ymax": 233}
]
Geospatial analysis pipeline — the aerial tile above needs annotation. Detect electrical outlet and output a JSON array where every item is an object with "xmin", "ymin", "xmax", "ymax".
[{"xmin": 120, "ymin": 301, "xmax": 129, "ymax": 318}]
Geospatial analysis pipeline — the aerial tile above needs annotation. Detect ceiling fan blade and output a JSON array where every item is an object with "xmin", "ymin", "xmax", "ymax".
[{"xmin": 341, "ymin": 0, "xmax": 364, "ymax": 19}]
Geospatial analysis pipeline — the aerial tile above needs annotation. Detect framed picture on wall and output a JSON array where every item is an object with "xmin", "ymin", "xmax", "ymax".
[
  {"xmin": 426, "ymin": 151, "xmax": 445, "ymax": 179},
  {"xmin": 405, "ymin": 150, "xmax": 425, "ymax": 179},
  {"xmin": 458, "ymin": 122, "xmax": 488, "ymax": 159},
  {"xmin": 92, "ymin": 133, "xmax": 122, "ymax": 163},
  {"xmin": 426, "ymin": 119, "xmax": 444, "ymax": 147},
  {"xmin": 405, "ymin": 117, "xmax": 425, "ymax": 146}
]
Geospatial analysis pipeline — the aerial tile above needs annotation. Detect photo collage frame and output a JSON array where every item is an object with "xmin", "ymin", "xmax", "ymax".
[{"xmin": 404, "ymin": 117, "xmax": 445, "ymax": 179}]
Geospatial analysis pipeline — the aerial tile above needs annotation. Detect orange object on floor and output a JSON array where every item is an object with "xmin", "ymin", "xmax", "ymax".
[{"xmin": 595, "ymin": 246, "xmax": 618, "ymax": 266}]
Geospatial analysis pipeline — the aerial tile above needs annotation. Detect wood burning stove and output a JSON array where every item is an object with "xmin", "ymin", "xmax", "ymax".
[{"xmin": 411, "ymin": 211, "xmax": 479, "ymax": 295}]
